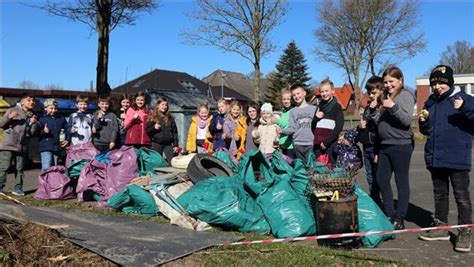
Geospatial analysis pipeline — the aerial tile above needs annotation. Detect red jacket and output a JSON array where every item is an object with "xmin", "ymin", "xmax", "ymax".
[{"xmin": 124, "ymin": 107, "xmax": 151, "ymax": 146}]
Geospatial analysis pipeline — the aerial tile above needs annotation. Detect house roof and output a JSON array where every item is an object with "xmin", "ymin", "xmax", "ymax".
[
  {"xmin": 359, "ymin": 94, "xmax": 369, "ymax": 109},
  {"xmin": 0, "ymin": 87, "xmax": 98, "ymax": 99},
  {"xmin": 203, "ymin": 69, "xmax": 268, "ymax": 101},
  {"xmin": 209, "ymin": 85, "xmax": 252, "ymax": 102},
  {"xmin": 114, "ymin": 69, "xmax": 211, "ymax": 97},
  {"xmin": 312, "ymin": 84, "xmax": 354, "ymax": 110},
  {"xmin": 146, "ymin": 88, "xmax": 216, "ymax": 111}
]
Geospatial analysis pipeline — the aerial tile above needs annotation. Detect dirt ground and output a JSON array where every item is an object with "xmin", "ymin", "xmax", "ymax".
[{"xmin": 0, "ymin": 222, "xmax": 115, "ymax": 266}]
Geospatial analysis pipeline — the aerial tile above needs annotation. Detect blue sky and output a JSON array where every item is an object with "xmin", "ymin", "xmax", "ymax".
[{"xmin": 1, "ymin": 0, "xmax": 473, "ymax": 91}]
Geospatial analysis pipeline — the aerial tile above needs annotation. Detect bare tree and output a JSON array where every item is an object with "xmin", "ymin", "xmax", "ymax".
[
  {"xmin": 183, "ymin": 0, "xmax": 288, "ymax": 102},
  {"xmin": 439, "ymin": 40, "xmax": 474, "ymax": 74},
  {"xmin": 314, "ymin": 0, "xmax": 425, "ymax": 101},
  {"xmin": 18, "ymin": 80, "xmax": 40, "ymax": 89},
  {"xmin": 36, "ymin": 0, "xmax": 157, "ymax": 96},
  {"xmin": 44, "ymin": 83, "xmax": 64, "ymax": 90}
]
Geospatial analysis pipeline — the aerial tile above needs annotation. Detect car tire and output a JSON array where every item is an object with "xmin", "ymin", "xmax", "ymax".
[{"xmin": 187, "ymin": 154, "xmax": 234, "ymax": 184}]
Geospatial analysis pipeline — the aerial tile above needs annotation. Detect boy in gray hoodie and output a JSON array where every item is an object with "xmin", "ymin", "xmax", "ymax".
[
  {"xmin": 0, "ymin": 93, "xmax": 37, "ymax": 195},
  {"xmin": 92, "ymin": 96, "xmax": 119, "ymax": 153}
]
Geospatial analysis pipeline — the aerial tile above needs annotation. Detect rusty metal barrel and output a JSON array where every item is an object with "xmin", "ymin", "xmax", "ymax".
[{"xmin": 314, "ymin": 195, "xmax": 358, "ymax": 246}]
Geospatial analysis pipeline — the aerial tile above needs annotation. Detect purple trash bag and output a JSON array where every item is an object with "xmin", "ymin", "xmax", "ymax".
[
  {"xmin": 76, "ymin": 159, "xmax": 107, "ymax": 202},
  {"xmin": 102, "ymin": 146, "xmax": 139, "ymax": 206},
  {"xmin": 34, "ymin": 166, "xmax": 76, "ymax": 200},
  {"xmin": 66, "ymin": 142, "xmax": 99, "ymax": 167}
]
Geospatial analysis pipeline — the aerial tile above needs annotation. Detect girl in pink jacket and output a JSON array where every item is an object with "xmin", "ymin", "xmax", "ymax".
[{"xmin": 124, "ymin": 91, "xmax": 152, "ymax": 147}]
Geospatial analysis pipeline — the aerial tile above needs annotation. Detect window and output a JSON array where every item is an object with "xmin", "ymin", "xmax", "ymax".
[
  {"xmin": 178, "ymin": 80, "xmax": 198, "ymax": 92},
  {"xmin": 133, "ymin": 79, "xmax": 145, "ymax": 88}
]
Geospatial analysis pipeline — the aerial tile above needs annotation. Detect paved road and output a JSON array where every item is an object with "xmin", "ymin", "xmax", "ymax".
[
  {"xmin": 356, "ymin": 144, "xmax": 474, "ymax": 266},
  {"xmin": 3, "ymin": 144, "xmax": 474, "ymax": 265}
]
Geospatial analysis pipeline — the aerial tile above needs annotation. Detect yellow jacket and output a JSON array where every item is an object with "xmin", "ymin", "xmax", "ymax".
[
  {"xmin": 186, "ymin": 115, "xmax": 213, "ymax": 153},
  {"xmin": 234, "ymin": 116, "xmax": 247, "ymax": 158}
]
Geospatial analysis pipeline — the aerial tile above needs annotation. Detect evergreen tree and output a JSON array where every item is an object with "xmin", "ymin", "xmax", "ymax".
[{"xmin": 265, "ymin": 41, "xmax": 311, "ymax": 109}]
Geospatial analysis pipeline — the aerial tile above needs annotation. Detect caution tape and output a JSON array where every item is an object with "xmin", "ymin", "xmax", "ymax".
[{"xmin": 221, "ymin": 223, "xmax": 474, "ymax": 246}]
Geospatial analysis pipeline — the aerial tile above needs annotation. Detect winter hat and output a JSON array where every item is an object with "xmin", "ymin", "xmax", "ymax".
[
  {"xmin": 343, "ymin": 128, "xmax": 359, "ymax": 145},
  {"xmin": 430, "ymin": 65, "xmax": 454, "ymax": 87},
  {"xmin": 43, "ymin": 98, "xmax": 57, "ymax": 108},
  {"xmin": 260, "ymin": 103, "xmax": 273, "ymax": 113}
]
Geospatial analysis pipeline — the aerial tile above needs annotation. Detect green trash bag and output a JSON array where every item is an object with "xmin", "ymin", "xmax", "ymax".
[
  {"xmin": 135, "ymin": 147, "xmax": 168, "ymax": 175},
  {"xmin": 66, "ymin": 159, "xmax": 90, "ymax": 179},
  {"xmin": 306, "ymin": 152, "xmax": 330, "ymax": 173},
  {"xmin": 271, "ymin": 152, "xmax": 312, "ymax": 203},
  {"xmin": 243, "ymin": 150, "xmax": 316, "ymax": 238},
  {"xmin": 355, "ymin": 185, "xmax": 395, "ymax": 247},
  {"xmin": 271, "ymin": 152, "xmax": 317, "ymax": 233},
  {"xmin": 107, "ymin": 184, "xmax": 158, "ymax": 216},
  {"xmin": 213, "ymin": 150, "xmax": 238, "ymax": 173},
  {"xmin": 177, "ymin": 175, "xmax": 270, "ymax": 234}
]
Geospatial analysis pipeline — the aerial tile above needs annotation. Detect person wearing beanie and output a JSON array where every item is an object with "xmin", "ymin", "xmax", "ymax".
[
  {"xmin": 333, "ymin": 127, "xmax": 363, "ymax": 172},
  {"xmin": 252, "ymin": 102, "xmax": 280, "ymax": 155},
  {"xmin": 37, "ymin": 98, "xmax": 68, "ymax": 171},
  {"xmin": 419, "ymin": 64, "xmax": 474, "ymax": 253}
]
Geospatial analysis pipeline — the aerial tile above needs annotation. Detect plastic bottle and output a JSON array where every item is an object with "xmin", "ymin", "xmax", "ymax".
[{"xmin": 59, "ymin": 129, "xmax": 66, "ymax": 142}]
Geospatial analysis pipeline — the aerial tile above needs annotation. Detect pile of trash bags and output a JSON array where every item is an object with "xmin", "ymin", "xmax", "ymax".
[
  {"xmin": 34, "ymin": 142, "xmax": 167, "ymax": 206},
  {"xmin": 33, "ymin": 142, "xmax": 393, "ymax": 247}
]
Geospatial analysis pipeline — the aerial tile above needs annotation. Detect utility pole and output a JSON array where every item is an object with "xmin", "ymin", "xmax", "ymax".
[{"xmin": 220, "ymin": 71, "xmax": 226, "ymax": 98}]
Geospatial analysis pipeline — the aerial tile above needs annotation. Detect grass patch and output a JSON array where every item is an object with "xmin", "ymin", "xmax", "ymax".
[
  {"xmin": 12, "ymin": 195, "xmax": 404, "ymax": 266},
  {"xmin": 199, "ymin": 243, "xmax": 403, "ymax": 266}
]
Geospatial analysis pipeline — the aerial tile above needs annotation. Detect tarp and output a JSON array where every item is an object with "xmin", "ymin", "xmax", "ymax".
[
  {"xmin": 0, "ymin": 202, "xmax": 242, "ymax": 266},
  {"xmin": 36, "ymin": 97, "xmax": 97, "ymax": 111}
]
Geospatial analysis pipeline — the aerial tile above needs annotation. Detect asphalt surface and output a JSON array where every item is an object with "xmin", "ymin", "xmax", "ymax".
[{"xmin": 3, "ymin": 144, "xmax": 473, "ymax": 265}]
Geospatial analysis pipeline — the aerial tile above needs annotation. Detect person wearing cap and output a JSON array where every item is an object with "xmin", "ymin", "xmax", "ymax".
[
  {"xmin": 252, "ymin": 102, "xmax": 280, "ymax": 155},
  {"xmin": 37, "ymin": 98, "xmax": 68, "ymax": 171},
  {"xmin": 0, "ymin": 93, "xmax": 37, "ymax": 196},
  {"xmin": 418, "ymin": 65, "xmax": 474, "ymax": 253}
]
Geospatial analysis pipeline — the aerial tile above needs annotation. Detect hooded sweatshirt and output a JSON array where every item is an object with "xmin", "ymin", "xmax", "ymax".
[
  {"xmin": 377, "ymin": 89, "xmax": 416, "ymax": 145},
  {"xmin": 92, "ymin": 111, "xmax": 119, "ymax": 145},
  {"xmin": 282, "ymin": 104, "xmax": 316, "ymax": 146}
]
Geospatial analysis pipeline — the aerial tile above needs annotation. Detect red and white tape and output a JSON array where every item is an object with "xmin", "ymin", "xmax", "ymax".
[{"xmin": 222, "ymin": 224, "xmax": 474, "ymax": 246}]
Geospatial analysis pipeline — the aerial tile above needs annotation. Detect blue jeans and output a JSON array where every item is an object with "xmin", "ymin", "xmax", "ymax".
[
  {"xmin": 40, "ymin": 151, "xmax": 58, "ymax": 171},
  {"xmin": 363, "ymin": 145, "xmax": 381, "ymax": 202}
]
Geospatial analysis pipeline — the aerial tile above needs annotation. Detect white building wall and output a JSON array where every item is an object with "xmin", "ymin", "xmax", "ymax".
[{"xmin": 416, "ymin": 73, "xmax": 474, "ymax": 96}]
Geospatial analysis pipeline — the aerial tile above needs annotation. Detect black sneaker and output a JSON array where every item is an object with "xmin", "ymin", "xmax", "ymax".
[
  {"xmin": 393, "ymin": 218, "xmax": 405, "ymax": 230},
  {"xmin": 455, "ymin": 228, "xmax": 471, "ymax": 253},
  {"xmin": 419, "ymin": 219, "xmax": 450, "ymax": 241}
]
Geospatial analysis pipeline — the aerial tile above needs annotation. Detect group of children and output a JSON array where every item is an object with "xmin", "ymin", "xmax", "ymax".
[
  {"xmin": 185, "ymin": 79, "xmax": 355, "ymax": 170},
  {"xmin": 0, "ymin": 80, "xmax": 359, "ymax": 197},
  {"xmin": 0, "ymin": 65, "xmax": 471, "ymax": 253},
  {"xmin": 0, "ymin": 91, "xmax": 180, "ymax": 196}
]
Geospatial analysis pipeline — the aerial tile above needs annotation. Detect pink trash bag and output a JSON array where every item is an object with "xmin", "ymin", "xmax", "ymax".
[
  {"xmin": 34, "ymin": 166, "xmax": 76, "ymax": 200},
  {"xmin": 66, "ymin": 142, "xmax": 99, "ymax": 167},
  {"xmin": 76, "ymin": 159, "xmax": 107, "ymax": 202},
  {"xmin": 102, "ymin": 146, "xmax": 139, "ymax": 206}
]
